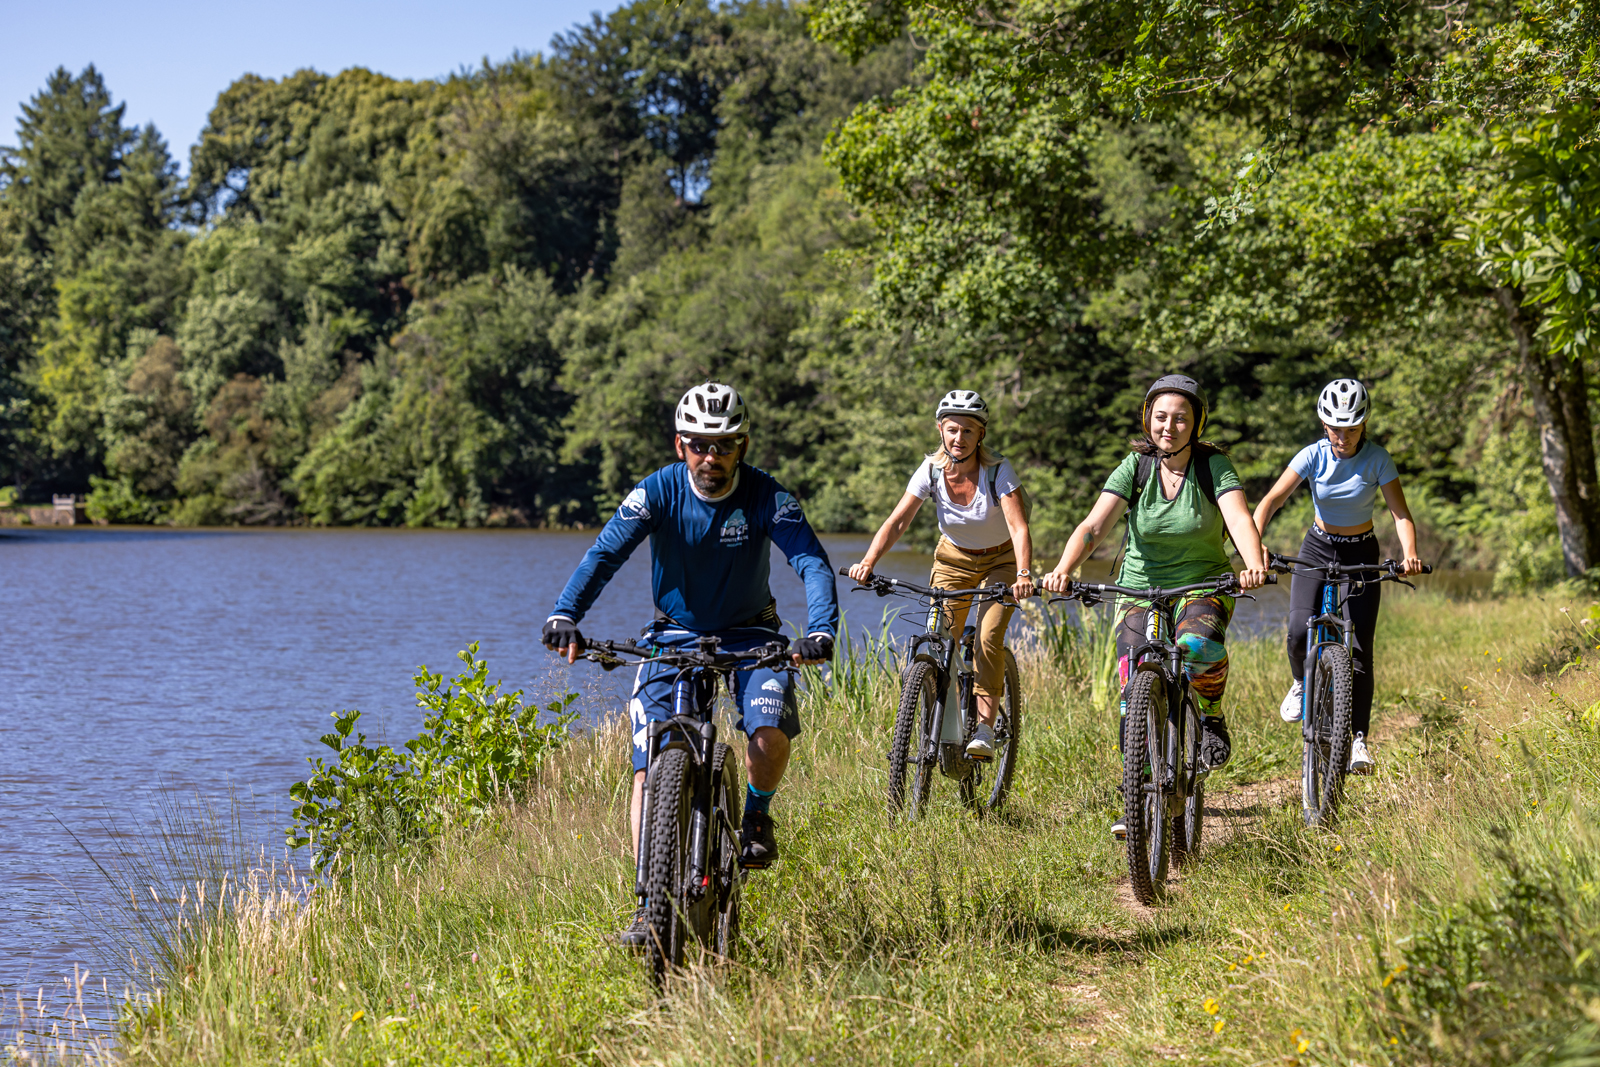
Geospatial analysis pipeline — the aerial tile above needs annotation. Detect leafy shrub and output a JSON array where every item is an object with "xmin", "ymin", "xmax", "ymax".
[
  {"xmin": 286, "ymin": 643, "xmax": 577, "ymax": 871},
  {"xmin": 1376, "ymin": 846, "xmax": 1600, "ymax": 1065}
]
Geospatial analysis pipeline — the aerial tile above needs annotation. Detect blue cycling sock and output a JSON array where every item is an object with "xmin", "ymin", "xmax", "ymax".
[{"xmin": 745, "ymin": 783, "xmax": 775, "ymax": 816}]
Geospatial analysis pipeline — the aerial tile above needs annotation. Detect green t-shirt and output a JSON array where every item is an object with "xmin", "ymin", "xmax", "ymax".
[{"xmin": 1102, "ymin": 450, "xmax": 1243, "ymax": 590}]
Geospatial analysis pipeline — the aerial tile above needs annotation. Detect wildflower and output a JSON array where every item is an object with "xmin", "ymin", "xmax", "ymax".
[
  {"xmin": 1283, "ymin": 902, "xmax": 1293, "ymax": 912},
  {"xmin": 351, "ymin": 1010, "xmax": 365, "ymax": 1022},
  {"xmin": 1335, "ymin": 844, "xmax": 1343, "ymax": 852},
  {"xmin": 1213, "ymin": 1020, "xmax": 1225, "ymax": 1033},
  {"xmin": 1297, "ymin": 1039, "xmax": 1310, "ymax": 1053},
  {"xmin": 1203, "ymin": 998, "xmax": 1220, "ymax": 1015},
  {"xmin": 1390, "ymin": 1037, "xmax": 1399, "ymax": 1046}
]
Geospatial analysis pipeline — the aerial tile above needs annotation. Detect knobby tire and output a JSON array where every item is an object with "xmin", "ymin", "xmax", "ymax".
[
  {"xmin": 985, "ymin": 649, "xmax": 1023, "ymax": 812},
  {"xmin": 1123, "ymin": 670, "xmax": 1170, "ymax": 906},
  {"xmin": 888, "ymin": 660, "xmax": 935, "ymax": 814},
  {"xmin": 710, "ymin": 743, "xmax": 742, "ymax": 958},
  {"xmin": 1173, "ymin": 694, "xmax": 1203, "ymax": 865},
  {"xmin": 643, "ymin": 748, "xmax": 692, "ymax": 987},
  {"xmin": 1303, "ymin": 645, "xmax": 1354, "ymax": 829},
  {"xmin": 903, "ymin": 662, "xmax": 941, "ymax": 820}
]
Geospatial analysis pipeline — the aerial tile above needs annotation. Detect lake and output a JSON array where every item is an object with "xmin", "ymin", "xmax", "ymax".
[{"xmin": 0, "ymin": 524, "xmax": 1478, "ymax": 1029}]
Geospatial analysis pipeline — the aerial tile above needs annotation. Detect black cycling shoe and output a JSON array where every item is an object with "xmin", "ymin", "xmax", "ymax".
[
  {"xmin": 740, "ymin": 811, "xmax": 779, "ymax": 870},
  {"xmin": 615, "ymin": 906, "xmax": 649, "ymax": 951},
  {"xmin": 1200, "ymin": 715, "xmax": 1232, "ymax": 770}
]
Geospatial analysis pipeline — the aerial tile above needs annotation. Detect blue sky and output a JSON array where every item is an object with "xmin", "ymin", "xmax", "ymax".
[{"xmin": 2, "ymin": 0, "xmax": 610, "ymax": 170}]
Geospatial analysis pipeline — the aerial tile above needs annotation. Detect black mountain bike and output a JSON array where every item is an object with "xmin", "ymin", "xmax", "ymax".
[
  {"xmin": 844, "ymin": 569, "xmax": 1022, "ymax": 818},
  {"xmin": 1056, "ymin": 572, "xmax": 1271, "ymax": 905},
  {"xmin": 1267, "ymin": 554, "xmax": 1430, "ymax": 828},
  {"xmin": 579, "ymin": 635, "xmax": 793, "ymax": 987}
]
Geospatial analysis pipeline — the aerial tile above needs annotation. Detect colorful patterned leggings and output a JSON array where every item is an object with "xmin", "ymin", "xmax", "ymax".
[{"xmin": 1115, "ymin": 593, "xmax": 1236, "ymax": 716}]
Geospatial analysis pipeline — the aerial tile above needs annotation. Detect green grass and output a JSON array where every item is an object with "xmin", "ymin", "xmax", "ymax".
[{"xmin": 96, "ymin": 591, "xmax": 1600, "ymax": 1065}]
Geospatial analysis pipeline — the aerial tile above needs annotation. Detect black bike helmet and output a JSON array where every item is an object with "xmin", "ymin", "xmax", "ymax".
[{"xmin": 1142, "ymin": 374, "xmax": 1208, "ymax": 438}]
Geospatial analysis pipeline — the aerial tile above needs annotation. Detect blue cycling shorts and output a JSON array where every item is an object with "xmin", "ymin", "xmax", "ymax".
[{"xmin": 626, "ymin": 626, "xmax": 800, "ymax": 773}]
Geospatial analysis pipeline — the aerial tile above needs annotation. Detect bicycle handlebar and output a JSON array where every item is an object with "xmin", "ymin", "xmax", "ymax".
[
  {"xmin": 1267, "ymin": 552, "xmax": 1433, "ymax": 579},
  {"xmin": 577, "ymin": 637, "xmax": 793, "ymax": 673},
  {"xmin": 1055, "ymin": 571, "xmax": 1274, "ymax": 604},
  {"xmin": 839, "ymin": 567, "xmax": 1023, "ymax": 603}
]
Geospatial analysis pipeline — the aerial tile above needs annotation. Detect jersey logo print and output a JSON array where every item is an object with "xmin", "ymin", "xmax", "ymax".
[
  {"xmin": 760, "ymin": 678, "xmax": 784, "ymax": 692},
  {"xmin": 619, "ymin": 487, "xmax": 650, "ymax": 520},
  {"xmin": 720, "ymin": 508, "xmax": 749, "ymax": 546},
  {"xmin": 773, "ymin": 491, "xmax": 804, "ymax": 525}
]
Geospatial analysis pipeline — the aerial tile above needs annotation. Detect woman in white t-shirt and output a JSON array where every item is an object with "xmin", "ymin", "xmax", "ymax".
[
  {"xmin": 1253, "ymin": 379, "xmax": 1425, "ymax": 775},
  {"xmin": 848, "ymin": 390, "xmax": 1034, "ymax": 761}
]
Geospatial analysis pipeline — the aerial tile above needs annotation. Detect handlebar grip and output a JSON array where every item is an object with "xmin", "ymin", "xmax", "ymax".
[
  {"xmin": 1264, "ymin": 572, "xmax": 1278, "ymax": 585},
  {"xmin": 1421, "ymin": 564, "xmax": 1434, "ymax": 575},
  {"xmin": 839, "ymin": 567, "xmax": 851, "ymax": 577}
]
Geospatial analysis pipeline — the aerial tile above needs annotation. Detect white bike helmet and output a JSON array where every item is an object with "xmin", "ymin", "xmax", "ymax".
[
  {"xmin": 675, "ymin": 381, "xmax": 748, "ymax": 435},
  {"xmin": 1317, "ymin": 379, "xmax": 1369, "ymax": 427},
  {"xmin": 935, "ymin": 389, "xmax": 988, "ymax": 425}
]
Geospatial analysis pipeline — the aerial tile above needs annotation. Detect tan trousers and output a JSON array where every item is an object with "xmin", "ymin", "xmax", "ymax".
[{"xmin": 929, "ymin": 536, "xmax": 1017, "ymax": 701}]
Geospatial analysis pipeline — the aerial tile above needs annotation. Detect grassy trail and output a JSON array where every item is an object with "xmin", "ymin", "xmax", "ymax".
[{"xmin": 109, "ymin": 593, "xmax": 1600, "ymax": 1065}]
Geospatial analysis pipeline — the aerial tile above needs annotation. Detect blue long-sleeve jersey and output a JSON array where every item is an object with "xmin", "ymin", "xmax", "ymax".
[{"xmin": 552, "ymin": 464, "xmax": 839, "ymax": 638}]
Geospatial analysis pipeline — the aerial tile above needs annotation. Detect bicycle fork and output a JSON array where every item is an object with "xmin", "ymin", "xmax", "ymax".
[{"xmin": 634, "ymin": 675, "xmax": 718, "ymax": 905}]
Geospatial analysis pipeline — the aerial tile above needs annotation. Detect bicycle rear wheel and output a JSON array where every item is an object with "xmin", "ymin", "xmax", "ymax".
[
  {"xmin": 642, "ymin": 748, "xmax": 694, "ymax": 986},
  {"xmin": 1173, "ymin": 693, "xmax": 1203, "ymax": 865},
  {"xmin": 1303, "ymin": 645, "xmax": 1354, "ymax": 828},
  {"xmin": 985, "ymin": 649, "xmax": 1023, "ymax": 812},
  {"xmin": 1123, "ymin": 670, "xmax": 1170, "ymax": 905},
  {"xmin": 709, "ymin": 743, "xmax": 742, "ymax": 958}
]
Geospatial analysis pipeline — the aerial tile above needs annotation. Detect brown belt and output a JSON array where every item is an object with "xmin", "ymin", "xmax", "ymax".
[{"xmin": 947, "ymin": 540, "xmax": 1012, "ymax": 556}]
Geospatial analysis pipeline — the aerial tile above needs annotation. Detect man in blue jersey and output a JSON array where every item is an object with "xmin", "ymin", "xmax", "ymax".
[{"xmin": 543, "ymin": 381, "xmax": 839, "ymax": 944}]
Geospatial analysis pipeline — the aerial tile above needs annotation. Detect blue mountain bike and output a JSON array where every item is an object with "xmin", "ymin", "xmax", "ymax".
[{"xmin": 1267, "ymin": 554, "xmax": 1429, "ymax": 828}]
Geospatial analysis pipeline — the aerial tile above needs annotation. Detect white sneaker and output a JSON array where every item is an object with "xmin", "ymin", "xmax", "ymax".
[
  {"xmin": 1349, "ymin": 734, "xmax": 1374, "ymax": 775},
  {"xmin": 1279, "ymin": 680, "xmax": 1304, "ymax": 722},
  {"xmin": 966, "ymin": 723, "xmax": 996, "ymax": 762}
]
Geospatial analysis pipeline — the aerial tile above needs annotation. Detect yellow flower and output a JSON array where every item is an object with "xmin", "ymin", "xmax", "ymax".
[
  {"xmin": 1228, "ymin": 962, "xmax": 1237, "ymax": 971},
  {"xmin": 1290, "ymin": 1029, "xmax": 1303, "ymax": 1041},
  {"xmin": 351, "ymin": 1011, "xmax": 365, "ymax": 1022},
  {"xmin": 1213, "ymin": 1020, "xmax": 1226, "ymax": 1033},
  {"xmin": 1242, "ymin": 954, "xmax": 1254, "ymax": 965},
  {"xmin": 1390, "ymin": 1037, "xmax": 1399, "ymax": 1046},
  {"xmin": 1297, "ymin": 1040, "xmax": 1310, "ymax": 1053},
  {"xmin": 1283, "ymin": 902, "xmax": 1293, "ymax": 912},
  {"xmin": 1334, "ymin": 844, "xmax": 1343, "ymax": 852},
  {"xmin": 1203, "ymin": 998, "xmax": 1220, "ymax": 1015}
]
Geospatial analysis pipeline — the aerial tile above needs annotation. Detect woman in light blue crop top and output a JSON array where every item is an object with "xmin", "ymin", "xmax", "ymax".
[{"xmin": 1253, "ymin": 379, "xmax": 1425, "ymax": 777}]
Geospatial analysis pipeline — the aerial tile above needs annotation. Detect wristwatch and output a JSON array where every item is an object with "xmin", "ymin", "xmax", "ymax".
[{"xmin": 1016, "ymin": 569, "xmax": 1031, "ymax": 578}]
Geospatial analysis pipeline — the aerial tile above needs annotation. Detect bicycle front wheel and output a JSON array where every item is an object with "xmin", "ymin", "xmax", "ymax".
[
  {"xmin": 985, "ymin": 649, "xmax": 1023, "ymax": 812},
  {"xmin": 889, "ymin": 660, "xmax": 939, "ymax": 819},
  {"xmin": 1123, "ymin": 670, "xmax": 1170, "ymax": 905},
  {"xmin": 642, "ymin": 748, "xmax": 693, "ymax": 986},
  {"xmin": 1303, "ymin": 645, "xmax": 1354, "ymax": 828}
]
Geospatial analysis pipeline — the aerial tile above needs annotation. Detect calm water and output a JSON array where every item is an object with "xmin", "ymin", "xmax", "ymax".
[{"xmin": 0, "ymin": 525, "xmax": 1477, "ymax": 1022}]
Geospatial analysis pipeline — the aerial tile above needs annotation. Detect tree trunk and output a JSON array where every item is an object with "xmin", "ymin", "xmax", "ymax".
[{"xmin": 1495, "ymin": 287, "xmax": 1600, "ymax": 577}]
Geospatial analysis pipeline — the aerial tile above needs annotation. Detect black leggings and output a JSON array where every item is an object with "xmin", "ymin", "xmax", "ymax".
[{"xmin": 1286, "ymin": 527, "xmax": 1381, "ymax": 735}]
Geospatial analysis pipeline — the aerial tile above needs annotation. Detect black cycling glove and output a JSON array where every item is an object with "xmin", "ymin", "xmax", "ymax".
[
  {"xmin": 541, "ymin": 617, "xmax": 585, "ymax": 652},
  {"xmin": 794, "ymin": 634, "xmax": 835, "ymax": 662}
]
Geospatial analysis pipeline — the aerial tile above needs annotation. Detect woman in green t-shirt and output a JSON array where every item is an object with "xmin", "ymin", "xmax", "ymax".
[{"xmin": 1042, "ymin": 375, "xmax": 1269, "ymax": 778}]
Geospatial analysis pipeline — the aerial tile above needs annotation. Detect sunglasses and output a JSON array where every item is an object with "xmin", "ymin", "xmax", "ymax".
[{"xmin": 681, "ymin": 435, "xmax": 745, "ymax": 457}]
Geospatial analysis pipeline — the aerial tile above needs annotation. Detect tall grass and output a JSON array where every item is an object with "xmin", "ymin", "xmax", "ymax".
[{"xmin": 102, "ymin": 591, "xmax": 1600, "ymax": 1066}]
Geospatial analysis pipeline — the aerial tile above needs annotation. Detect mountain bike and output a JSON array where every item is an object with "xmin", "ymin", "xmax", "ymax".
[
  {"xmin": 1056, "ymin": 572, "xmax": 1271, "ymax": 905},
  {"xmin": 578, "ymin": 634, "xmax": 793, "ymax": 988},
  {"xmin": 843, "ymin": 569, "xmax": 1021, "ymax": 818},
  {"xmin": 1267, "ymin": 554, "xmax": 1431, "ymax": 828}
]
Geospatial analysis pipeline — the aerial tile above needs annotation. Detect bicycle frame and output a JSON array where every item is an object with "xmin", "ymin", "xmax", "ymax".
[
  {"xmin": 635, "ymin": 657, "xmax": 724, "ymax": 903},
  {"xmin": 902, "ymin": 589, "xmax": 1008, "ymax": 780},
  {"xmin": 1122, "ymin": 598, "xmax": 1203, "ymax": 803}
]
